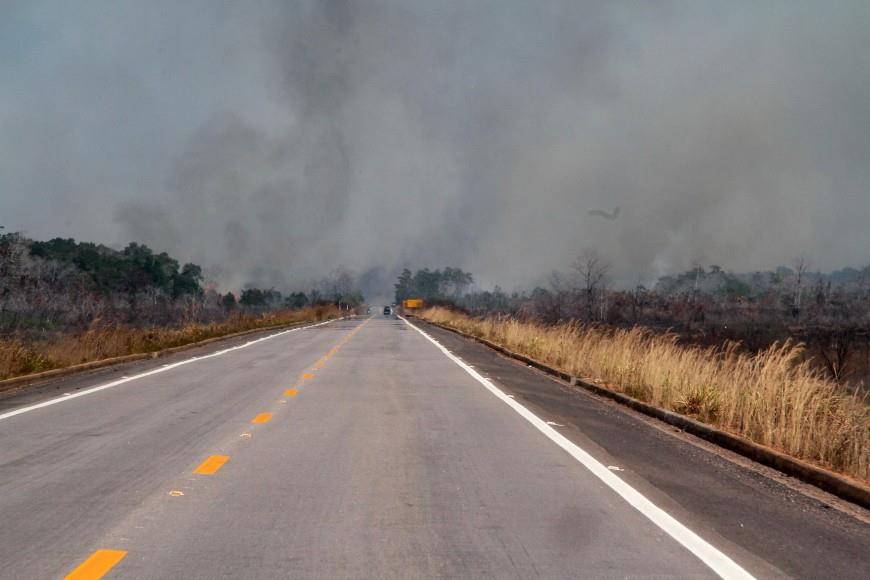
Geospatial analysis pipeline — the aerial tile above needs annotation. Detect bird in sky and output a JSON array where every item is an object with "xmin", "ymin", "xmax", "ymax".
[{"xmin": 588, "ymin": 207, "xmax": 620, "ymax": 221}]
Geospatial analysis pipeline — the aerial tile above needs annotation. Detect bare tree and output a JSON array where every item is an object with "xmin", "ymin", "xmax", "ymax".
[
  {"xmin": 810, "ymin": 326, "xmax": 855, "ymax": 384},
  {"xmin": 791, "ymin": 255, "xmax": 809, "ymax": 318},
  {"xmin": 526, "ymin": 271, "xmax": 570, "ymax": 324},
  {"xmin": 545, "ymin": 270, "xmax": 569, "ymax": 323},
  {"xmin": 572, "ymin": 249, "xmax": 611, "ymax": 322}
]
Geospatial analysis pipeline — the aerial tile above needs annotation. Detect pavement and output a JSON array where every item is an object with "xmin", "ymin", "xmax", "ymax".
[{"xmin": 0, "ymin": 315, "xmax": 867, "ymax": 579}]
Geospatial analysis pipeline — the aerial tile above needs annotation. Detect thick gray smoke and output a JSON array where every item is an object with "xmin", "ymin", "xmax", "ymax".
[{"xmin": 2, "ymin": 1, "xmax": 868, "ymax": 294}]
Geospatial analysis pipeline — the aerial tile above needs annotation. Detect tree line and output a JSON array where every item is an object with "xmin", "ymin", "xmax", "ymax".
[
  {"xmin": 394, "ymin": 267, "xmax": 474, "ymax": 303},
  {"xmin": 0, "ymin": 233, "xmax": 364, "ymax": 332},
  {"xmin": 397, "ymin": 254, "xmax": 870, "ymax": 387}
]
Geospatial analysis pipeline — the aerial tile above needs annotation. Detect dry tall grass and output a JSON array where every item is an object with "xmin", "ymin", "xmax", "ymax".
[
  {"xmin": 420, "ymin": 307, "xmax": 870, "ymax": 481},
  {"xmin": 0, "ymin": 306, "xmax": 339, "ymax": 381}
]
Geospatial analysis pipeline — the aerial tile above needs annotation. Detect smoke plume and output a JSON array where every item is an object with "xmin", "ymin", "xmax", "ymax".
[{"xmin": 2, "ymin": 1, "xmax": 868, "ymax": 294}]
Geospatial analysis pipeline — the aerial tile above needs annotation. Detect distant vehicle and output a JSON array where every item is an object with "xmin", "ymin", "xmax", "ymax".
[
  {"xmin": 366, "ymin": 307, "xmax": 371, "ymax": 314},
  {"xmin": 383, "ymin": 306, "xmax": 392, "ymax": 316}
]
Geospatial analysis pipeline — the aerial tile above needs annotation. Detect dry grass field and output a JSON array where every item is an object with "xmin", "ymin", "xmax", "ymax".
[
  {"xmin": 420, "ymin": 307, "xmax": 870, "ymax": 481},
  {"xmin": 0, "ymin": 306, "xmax": 339, "ymax": 382}
]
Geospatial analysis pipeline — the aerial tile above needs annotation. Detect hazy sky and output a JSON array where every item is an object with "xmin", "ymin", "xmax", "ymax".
[{"xmin": 2, "ymin": 1, "xmax": 868, "ymax": 293}]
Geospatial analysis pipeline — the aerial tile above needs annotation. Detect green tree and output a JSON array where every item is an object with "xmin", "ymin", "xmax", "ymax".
[
  {"xmin": 284, "ymin": 292, "xmax": 309, "ymax": 309},
  {"xmin": 394, "ymin": 268, "xmax": 414, "ymax": 302},
  {"xmin": 240, "ymin": 287, "xmax": 282, "ymax": 308},
  {"xmin": 173, "ymin": 263, "xmax": 203, "ymax": 297}
]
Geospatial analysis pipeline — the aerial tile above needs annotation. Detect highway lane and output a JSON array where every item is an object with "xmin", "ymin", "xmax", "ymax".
[
  {"xmin": 0, "ymin": 317, "xmax": 352, "ymax": 578},
  {"xmin": 417, "ymin": 319, "xmax": 870, "ymax": 579},
  {"xmin": 0, "ymin": 314, "xmax": 864, "ymax": 578}
]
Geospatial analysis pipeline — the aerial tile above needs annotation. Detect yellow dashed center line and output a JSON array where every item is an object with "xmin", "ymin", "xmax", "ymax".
[
  {"xmin": 64, "ymin": 549, "xmax": 127, "ymax": 580},
  {"xmin": 251, "ymin": 412, "xmax": 273, "ymax": 424},
  {"xmin": 319, "ymin": 320, "xmax": 368, "ymax": 363},
  {"xmin": 62, "ymin": 320, "xmax": 377, "ymax": 580},
  {"xmin": 193, "ymin": 455, "xmax": 230, "ymax": 475},
  {"xmin": 288, "ymin": 318, "xmax": 371, "ymax": 392}
]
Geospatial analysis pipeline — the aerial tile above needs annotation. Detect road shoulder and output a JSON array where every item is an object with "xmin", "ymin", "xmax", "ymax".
[
  {"xmin": 416, "ymin": 320, "xmax": 870, "ymax": 580},
  {"xmin": 0, "ymin": 318, "xmax": 347, "ymax": 414}
]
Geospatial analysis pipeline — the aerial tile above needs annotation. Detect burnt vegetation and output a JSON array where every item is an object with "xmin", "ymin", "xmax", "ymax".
[{"xmin": 402, "ymin": 256, "xmax": 870, "ymax": 390}]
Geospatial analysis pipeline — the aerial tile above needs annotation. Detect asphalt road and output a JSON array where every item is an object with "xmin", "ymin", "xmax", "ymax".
[{"xmin": 0, "ymin": 315, "xmax": 867, "ymax": 579}]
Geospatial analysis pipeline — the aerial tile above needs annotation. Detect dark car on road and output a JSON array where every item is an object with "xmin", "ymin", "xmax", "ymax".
[{"xmin": 383, "ymin": 306, "xmax": 392, "ymax": 315}]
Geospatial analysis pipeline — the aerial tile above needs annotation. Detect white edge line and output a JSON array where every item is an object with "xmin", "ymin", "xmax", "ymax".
[
  {"xmin": 400, "ymin": 316, "xmax": 753, "ymax": 580},
  {"xmin": 0, "ymin": 317, "xmax": 345, "ymax": 422}
]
